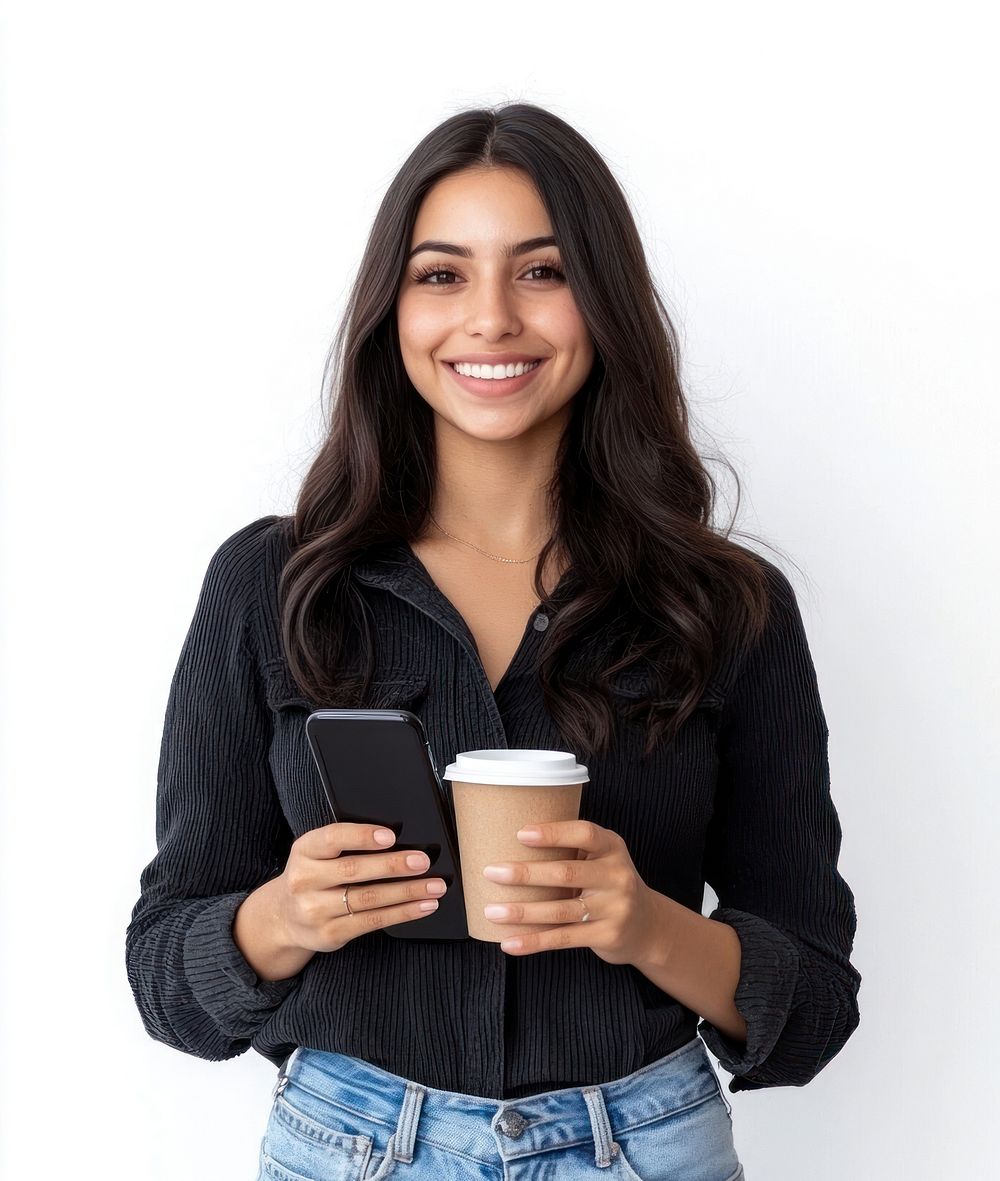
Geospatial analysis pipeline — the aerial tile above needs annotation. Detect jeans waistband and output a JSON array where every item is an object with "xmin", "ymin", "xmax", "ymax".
[{"xmin": 281, "ymin": 1036, "xmax": 720, "ymax": 1165}]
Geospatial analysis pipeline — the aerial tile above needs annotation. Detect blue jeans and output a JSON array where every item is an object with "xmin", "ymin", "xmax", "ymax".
[{"xmin": 255, "ymin": 1035, "xmax": 745, "ymax": 1180}]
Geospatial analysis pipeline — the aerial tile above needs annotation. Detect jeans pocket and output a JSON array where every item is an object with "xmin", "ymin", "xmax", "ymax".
[
  {"xmin": 261, "ymin": 1090, "xmax": 376, "ymax": 1181},
  {"xmin": 613, "ymin": 1091, "xmax": 741, "ymax": 1181}
]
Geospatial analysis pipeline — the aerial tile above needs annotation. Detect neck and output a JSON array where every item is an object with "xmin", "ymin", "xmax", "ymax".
[{"xmin": 425, "ymin": 417, "xmax": 563, "ymax": 554}]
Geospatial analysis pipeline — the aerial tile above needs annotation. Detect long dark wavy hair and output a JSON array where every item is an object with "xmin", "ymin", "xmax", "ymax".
[{"xmin": 279, "ymin": 101, "xmax": 793, "ymax": 760}]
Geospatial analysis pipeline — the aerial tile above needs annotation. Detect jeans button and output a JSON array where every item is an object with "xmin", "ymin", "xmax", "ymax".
[{"xmin": 497, "ymin": 1108, "xmax": 527, "ymax": 1138}]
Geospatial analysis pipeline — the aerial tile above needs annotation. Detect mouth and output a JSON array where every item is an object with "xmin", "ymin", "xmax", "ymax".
[{"xmin": 441, "ymin": 357, "xmax": 548, "ymax": 397}]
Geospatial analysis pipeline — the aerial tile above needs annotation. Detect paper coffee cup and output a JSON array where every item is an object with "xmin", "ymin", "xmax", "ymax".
[{"xmin": 441, "ymin": 750, "xmax": 589, "ymax": 942}]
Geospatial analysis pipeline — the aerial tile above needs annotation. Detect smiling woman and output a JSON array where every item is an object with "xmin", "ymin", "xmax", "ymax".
[{"xmin": 127, "ymin": 99, "xmax": 859, "ymax": 1181}]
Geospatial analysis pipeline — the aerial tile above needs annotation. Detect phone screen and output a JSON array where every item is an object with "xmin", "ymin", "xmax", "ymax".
[{"xmin": 304, "ymin": 709, "xmax": 468, "ymax": 940}]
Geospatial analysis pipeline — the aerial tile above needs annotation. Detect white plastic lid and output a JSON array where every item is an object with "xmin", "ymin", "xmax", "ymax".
[{"xmin": 441, "ymin": 749, "xmax": 589, "ymax": 787}]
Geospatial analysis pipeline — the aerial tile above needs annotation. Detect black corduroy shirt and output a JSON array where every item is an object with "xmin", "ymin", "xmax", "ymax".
[{"xmin": 126, "ymin": 515, "xmax": 862, "ymax": 1097}]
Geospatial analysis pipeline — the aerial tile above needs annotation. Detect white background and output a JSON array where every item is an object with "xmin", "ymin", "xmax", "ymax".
[{"xmin": 1, "ymin": 2, "xmax": 997, "ymax": 1177}]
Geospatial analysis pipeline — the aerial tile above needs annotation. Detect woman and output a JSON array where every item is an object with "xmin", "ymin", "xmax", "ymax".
[{"xmin": 126, "ymin": 102, "xmax": 861, "ymax": 1180}]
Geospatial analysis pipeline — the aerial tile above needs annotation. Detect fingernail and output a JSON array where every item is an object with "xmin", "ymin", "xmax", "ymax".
[
  {"xmin": 374, "ymin": 829, "xmax": 395, "ymax": 845},
  {"xmin": 517, "ymin": 828, "xmax": 542, "ymax": 841},
  {"xmin": 484, "ymin": 904, "xmax": 509, "ymax": 919},
  {"xmin": 483, "ymin": 864, "xmax": 514, "ymax": 881}
]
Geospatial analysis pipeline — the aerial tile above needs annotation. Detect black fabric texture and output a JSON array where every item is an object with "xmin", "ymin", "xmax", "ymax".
[{"xmin": 125, "ymin": 515, "xmax": 861, "ymax": 1097}]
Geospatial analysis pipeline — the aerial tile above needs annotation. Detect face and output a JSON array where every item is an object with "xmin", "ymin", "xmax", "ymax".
[{"xmin": 395, "ymin": 166, "xmax": 595, "ymax": 442}]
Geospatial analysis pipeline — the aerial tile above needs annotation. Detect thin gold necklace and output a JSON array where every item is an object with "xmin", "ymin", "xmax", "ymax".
[{"xmin": 426, "ymin": 510, "xmax": 542, "ymax": 565}]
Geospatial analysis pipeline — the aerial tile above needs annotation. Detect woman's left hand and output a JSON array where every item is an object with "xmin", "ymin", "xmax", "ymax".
[{"xmin": 482, "ymin": 819, "xmax": 667, "ymax": 966}]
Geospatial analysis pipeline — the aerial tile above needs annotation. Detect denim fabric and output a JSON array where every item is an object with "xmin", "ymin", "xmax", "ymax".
[{"xmin": 256, "ymin": 1035, "xmax": 744, "ymax": 1180}]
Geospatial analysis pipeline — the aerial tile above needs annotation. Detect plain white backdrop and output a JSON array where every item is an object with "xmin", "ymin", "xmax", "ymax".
[{"xmin": 2, "ymin": 2, "xmax": 997, "ymax": 1177}]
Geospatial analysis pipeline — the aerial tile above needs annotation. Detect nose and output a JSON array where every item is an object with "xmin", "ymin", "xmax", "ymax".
[{"xmin": 463, "ymin": 275, "xmax": 522, "ymax": 339}]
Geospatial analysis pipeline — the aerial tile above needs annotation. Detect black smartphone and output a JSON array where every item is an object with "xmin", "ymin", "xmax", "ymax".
[{"xmin": 304, "ymin": 708, "xmax": 469, "ymax": 940}]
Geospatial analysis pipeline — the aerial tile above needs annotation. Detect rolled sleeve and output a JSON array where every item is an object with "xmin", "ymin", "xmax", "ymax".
[
  {"xmin": 125, "ymin": 517, "xmax": 301, "ymax": 1062},
  {"xmin": 184, "ymin": 892, "xmax": 300, "ymax": 1024},
  {"xmin": 699, "ymin": 560, "xmax": 862, "ymax": 1092}
]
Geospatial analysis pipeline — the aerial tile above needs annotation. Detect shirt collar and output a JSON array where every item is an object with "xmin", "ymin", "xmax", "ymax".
[
  {"xmin": 352, "ymin": 539, "xmax": 484, "ymax": 664},
  {"xmin": 351, "ymin": 540, "xmax": 568, "ymax": 697}
]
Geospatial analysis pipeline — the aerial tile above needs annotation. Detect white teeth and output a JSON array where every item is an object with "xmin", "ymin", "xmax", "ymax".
[{"xmin": 451, "ymin": 359, "xmax": 542, "ymax": 379}]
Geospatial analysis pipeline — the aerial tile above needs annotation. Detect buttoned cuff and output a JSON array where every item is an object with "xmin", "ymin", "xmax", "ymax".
[
  {"xmin": 697, "ymin": 906, "xmax": 800, "ymax": 1087},
  {"xmin": 183, "ymin": 892, "xmax": 301, "ymax": 1031}
]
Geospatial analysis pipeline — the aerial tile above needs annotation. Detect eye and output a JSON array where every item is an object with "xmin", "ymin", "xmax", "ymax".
[
  {"xmin": 411, "ymin": 265, "xmax": 458, "ymax": 286},
  {"xmin": 411, "ymin": 259, "xmax": 566, "ymax": 286},
  {"xmin": 525, "ymin": 263, "xmax": 565, "ymax": 282}
]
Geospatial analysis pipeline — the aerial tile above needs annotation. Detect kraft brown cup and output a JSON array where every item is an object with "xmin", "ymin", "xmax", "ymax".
[{"xmin": 441, "ymin": 750, "xmax": 590, "ymax": 942}]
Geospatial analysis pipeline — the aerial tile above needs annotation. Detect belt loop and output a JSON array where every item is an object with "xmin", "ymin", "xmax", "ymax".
[
  {"xmin": 582, "ymin": 1086, "xmax": 620, "ymax": 1169},
  {"xmin": 388, "ymin": 1080, "xmax": 425, "ymax": 1164}
]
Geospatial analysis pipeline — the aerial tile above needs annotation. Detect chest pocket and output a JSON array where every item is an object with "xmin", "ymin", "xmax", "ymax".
[
  {"xmin": 263, "ymin": 662, "xmax": 429, "ymax": 714},
  {"xmin": 366, "ymin": 671, "xmax": 430, "ymax": 712},
  {"xmin": 264, "ymin": 663, "xmax": 316, "ymax": 712}
]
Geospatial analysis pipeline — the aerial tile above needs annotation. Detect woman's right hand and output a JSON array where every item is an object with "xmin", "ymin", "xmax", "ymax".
[{"xmin": 274, "ymin": 822, "xmax": 448, "ymax": 954}]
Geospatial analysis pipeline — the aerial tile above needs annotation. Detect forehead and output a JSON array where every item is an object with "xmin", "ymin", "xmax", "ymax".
[{"xmin": 410, "ymin": 166, "xmax": 554, "ymax": 247}]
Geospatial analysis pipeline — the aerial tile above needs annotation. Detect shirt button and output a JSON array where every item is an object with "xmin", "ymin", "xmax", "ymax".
[
  {"xmin": 532, "ymin": 613, "xmax": 549, "ymax": 632},
  {"xmin": 497, "ymin": 1108, "xmax": 527, "ymax": 1138}
]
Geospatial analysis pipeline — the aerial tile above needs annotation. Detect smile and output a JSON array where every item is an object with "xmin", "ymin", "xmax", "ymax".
[{"xmin": 443, "ymin": 357, "xmax": 548, "ymax": 398}]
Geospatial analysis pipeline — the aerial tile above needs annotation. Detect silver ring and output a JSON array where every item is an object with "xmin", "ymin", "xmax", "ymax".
[
  {"xmin": 579, "ymin": 896, "xmax": 590, "ymax": 922},
  {"xmin": 342, "ymin": 886, "xmax": 353, "ymax": 916}
]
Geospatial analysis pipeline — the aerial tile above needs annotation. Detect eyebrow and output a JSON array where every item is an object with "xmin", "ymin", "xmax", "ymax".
[{"xmin": 407, "ymin": 235, "xmax": 559, "ymax": 261}]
